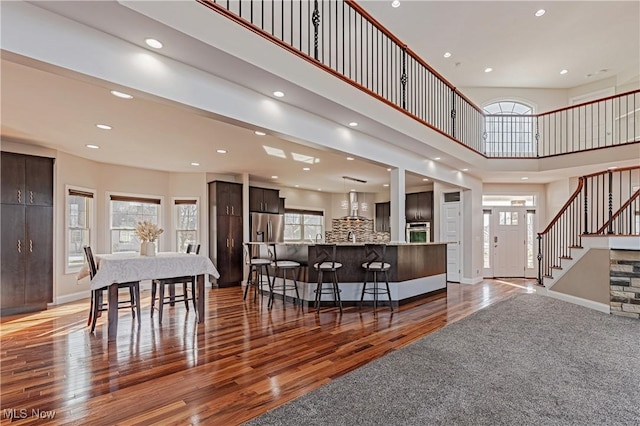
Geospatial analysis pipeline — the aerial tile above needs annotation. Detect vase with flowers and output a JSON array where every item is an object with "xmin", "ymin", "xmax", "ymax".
[{"xmin": 135, "ymin": 220, "xmax": 164, "ymax": 256}]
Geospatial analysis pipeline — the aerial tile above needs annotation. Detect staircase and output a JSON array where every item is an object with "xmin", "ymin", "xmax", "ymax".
[{"xmin": 538, "ymin": 165, "xmax": 640, "ymax": 288}]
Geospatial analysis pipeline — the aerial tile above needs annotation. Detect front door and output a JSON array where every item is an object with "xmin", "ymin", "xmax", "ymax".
[{"xmin": 492, "ymin": 207, "xmax": 525, "ymax": 277}]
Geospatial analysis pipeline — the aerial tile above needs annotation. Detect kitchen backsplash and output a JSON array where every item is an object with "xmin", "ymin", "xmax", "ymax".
[{"xmin": 325, "ymin": 218, "xmax": 390, "ymax": 243}]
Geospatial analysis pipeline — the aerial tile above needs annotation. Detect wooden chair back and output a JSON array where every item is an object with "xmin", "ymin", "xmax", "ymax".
[
  {"xmin": 364, "ymin": 244, "xmax": 386, "ymax": 267},
  {"xmin": 315, "ymin": 244, "xmax": 337, "ymax": 268},
  {"xmin": 83, "ymin": 246, "xmax": 98, "ymax": 279}
]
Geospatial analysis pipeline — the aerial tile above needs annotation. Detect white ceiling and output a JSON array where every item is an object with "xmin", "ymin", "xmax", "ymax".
[{"xmin": 1, "ymin": 1, "xmax": 638, "ymax": 193}]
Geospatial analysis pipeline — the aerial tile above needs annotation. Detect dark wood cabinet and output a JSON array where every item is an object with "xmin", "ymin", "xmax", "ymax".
[
  {"xmin": 406, "ymin": 191, "xmax": 433, "ymax": 222},
  {"xmin": 215, "ymin": 181, "xmax": 242, "ymax": 216},
  {"xmin": 1, "ymin": 152, "xmax": 54, "ymax": 315},
  {"xmin": 209, "ymin": 181, "xmax": 243, "ymax": 287},
  {"xmin": 278, "ymin": 198, "xmax": 286, "ymax": 214},
  {"xmin": 249, "ymin": 186, "xmax": 280, "ymax": 213},
  {"xmin": 375, "ymin": 202, "xmax": 391, "ymax": 232}
]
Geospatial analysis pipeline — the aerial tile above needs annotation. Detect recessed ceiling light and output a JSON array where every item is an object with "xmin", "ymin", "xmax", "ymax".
[
  {"xmin": 191, "ymin": 162, "xmax": 200, "ymax": 166},
  {"xmin": 348, "ymin": 122, "xmax": 358, "ymax": 127},
  {"xmin": 391, "ymin": 0, "xmax": 400, "ymax": 8},
  {"xmin": 110, "ymin": 90, "xmax": 133, "ymax": 99},
  {"xmin": 96, "ymin": 124, "xmax": 112, "ymax": 130},
  {"xmin": 462, "ymin": 168, "xmax": 469, "ymax": 171},
  {"xmin": 535, "ymin": 9, "xmax": 546, "ymax": 17},
  {"xmin": 273, "ymin": 91, "xmax": 285, "ymax": 98},
  {"xmin": 350, "ymin": 188, "xmax": 356, "ymax": 192},
  {"xmin": 85, "ymin": 144, "xmax": 99, "ymax": 149},
  {"xmin": 521, "ymin": 177, "xmax": 529, "ymax": 180},
  {"xmin": 272, "ymin": 176, "xmax": 279, "ymax": 179},
  {"xmin": 295, "ymin": 185, "xmax": 299, "ymax": 188},
  {"xmin": 254, "ymin": 131, "xmax": 266, "ymax": 136},
  {"xmin": 560, "ymin": 69, "xmax": 568, "ymax": 75},
  {"xmin": 607, "ymin": 166, "xmax": 618, "ymax": 170},
  {"xmin": 145, "ymin": 38, "xmax": 163, "ymax": 49},
  {"xmin": 383, "ymin": 184, "xmax": 389, "ymax": 187},
  {"xmin": 422, "ymin": 178, "xmax": 429, "ymax": 181},
  {"xmin": 484, "ymin": 67, "xmax": 493, "ymax": 73},
  {"xmin": 346, "ymin": 157, "xmax": 354, "ymax": 161},
  {"xmin": 317, "ymin": 188, "xmax": 322, "ymax": 191},
  {"xmin": 443, "ymin": 52, "xmax": 452, "ymax": 58},
  {"xmin": 387, "ymin": 168, "xmax": 392, "ymax": 172},
  {"xmin": 434, "ymin": 157, "xmax": 441, "ymax": 160},
  {"xmin": 216, "ymin": 149, "xmax": 227, "ymax": 154},
  {"xmin": 303, "ymin": 167, "xmax": 310, "ymax": 171}
]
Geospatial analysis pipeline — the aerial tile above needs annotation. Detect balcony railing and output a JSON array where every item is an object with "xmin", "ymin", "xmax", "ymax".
[{"xmin": 197, "ymin": 0, "xmax": 638, "ymax": 158}]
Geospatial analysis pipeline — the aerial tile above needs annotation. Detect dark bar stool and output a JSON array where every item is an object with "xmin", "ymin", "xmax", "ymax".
[
  {"xmin": 360, "ymin": 244, "xmax": 393, "ymax": 312},
  {"xmin": 243, "ymin": 242, "xmax": 271, "ymax": 301},
  {"xmin": 313, "ymin": 244, "xmax": 343, "ymax": 313},
  {"xmin": 268, "ymin": 244, "xmax": 301, "ymax": 308}
]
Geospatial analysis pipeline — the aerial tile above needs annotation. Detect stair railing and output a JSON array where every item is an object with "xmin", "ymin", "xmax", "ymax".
[
  {"xmin": 596, "ymin": 189, "xmax": 640, "ymax": 236},
  {"xmin": 538, "ymin": 166, "xmax": 640, "ymax": 285},
  {"xmin": 198, "ymin": 0, "xmax": 639, "ymax": 159}
]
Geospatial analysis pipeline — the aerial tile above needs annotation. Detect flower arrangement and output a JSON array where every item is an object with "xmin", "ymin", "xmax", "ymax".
[{"xmin": 135, "ymin": 220, "xmax": 164, "ymax": 242}]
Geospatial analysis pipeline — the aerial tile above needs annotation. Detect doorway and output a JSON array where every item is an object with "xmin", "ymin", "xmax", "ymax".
[{"xmin": 442, "ymin": 193, "xmax": 461, "ymax": 283}]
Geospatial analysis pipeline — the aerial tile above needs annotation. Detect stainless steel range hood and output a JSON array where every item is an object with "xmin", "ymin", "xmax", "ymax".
[{"xmin": 341, "ymin": 176, "xmax": 368, "ymax": 219}]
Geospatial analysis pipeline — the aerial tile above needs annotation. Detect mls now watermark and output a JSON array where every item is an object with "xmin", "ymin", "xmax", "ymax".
[{"xmin": 3, "ymin": 408, "xmax": 56, "ymax": 420}]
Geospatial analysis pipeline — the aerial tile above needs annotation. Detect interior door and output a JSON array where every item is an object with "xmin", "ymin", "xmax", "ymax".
[
  {"xmin": 442, "ymin": 202, "xmax": 460, "ymax": 282},
  {"xmin": 492, "ymin": 207, "xmax": 526, "ymax": 277}
]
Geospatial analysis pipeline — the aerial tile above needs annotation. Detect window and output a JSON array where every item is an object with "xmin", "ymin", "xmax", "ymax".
[
  {"xmin": 526, "ymin": 210, "xmax": 536, "ymax": 269},
  {"xmin": 482, "ymin": 195, "xmax": 536, "ymax": 207},
  {"xmin": 175, "ymin": 199, "xmax": 198, "ymax": 252},
  {"xmin": 499, "ymin": 211, "xmax": 519, "ymax": 225},
  {"xmin": 66, "ymin": 186, "xmax": 95, "ymax": 272},
  {"xmin": 483, "ymin": 209, "xmax": 491, "ymax": 269},
  {"xmin": 284, "ymin": 209, "xmax": 323, "ymax": 242},
  {"xmin": 483, "ymin": 100, "xmax": 535, "ymax": 157},
  {"xmin": 110, "ymin": 194, "xmax": 161, "ymax": 253}
]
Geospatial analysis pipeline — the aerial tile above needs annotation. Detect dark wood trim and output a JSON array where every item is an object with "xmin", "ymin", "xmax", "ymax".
[
  {"xmin": 109, "ymin": 195, "xmax": 161, "ymax": 204},
  {"xmin": 538, "ymin": 89, "xmax": 640, "ymax": 117},
  {"xmin": 540, "ymin": 141, "xmax": 640, "ymax": 160},
  {"xmin": 68, "ymin": 189, "xmax": 94, "ymax": 198}
]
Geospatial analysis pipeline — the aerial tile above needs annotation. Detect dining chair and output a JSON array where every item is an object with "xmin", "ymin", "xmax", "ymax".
[
  {"xmin": 151, "ymin": 243, "xmax": 200, "ymax": 323},
  {"xmin": 84, "ymin": 246, "xmax": 141, "ymax": 333}
]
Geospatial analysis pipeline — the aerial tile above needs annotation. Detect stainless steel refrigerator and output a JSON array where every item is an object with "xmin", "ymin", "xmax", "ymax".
[{"xmin": 250, "ymin": 212, "xmax": 284, "ymax": 243}]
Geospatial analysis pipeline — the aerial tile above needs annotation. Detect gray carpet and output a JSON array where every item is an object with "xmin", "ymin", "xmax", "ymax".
[{"xmin": 245, "ymin": 294, "xmax": 640, "ymax": 426}]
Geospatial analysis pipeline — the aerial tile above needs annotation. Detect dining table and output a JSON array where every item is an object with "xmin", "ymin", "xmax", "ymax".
[{"xmin": 78, "ymin": 252, "xmax": 219, "ymax": 340}]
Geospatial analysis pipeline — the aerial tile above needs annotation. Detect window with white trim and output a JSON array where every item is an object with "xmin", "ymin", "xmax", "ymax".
[
  {"xmin": 110, "ymin": 194, "xmax": 161, "ymax": 253},
  {"xmin": 174, "ymin": 199, "xmax": 198, "ymax": 252},
  {"xmin": 66, "ymin": 186, "xmax": 95, "ymax": 272},
  {"xmin": 284, "ymin": 209, "xmax": 323, "ymax": 242},
  {"xmin": 484, "ymin": 100, "xmax": 535, "ymax": 156}
]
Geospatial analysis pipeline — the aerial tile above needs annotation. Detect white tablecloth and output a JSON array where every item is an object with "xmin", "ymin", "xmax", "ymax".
[{"xmin": 77, "ymin": 252, "xmax": 220, "ymax": 290}]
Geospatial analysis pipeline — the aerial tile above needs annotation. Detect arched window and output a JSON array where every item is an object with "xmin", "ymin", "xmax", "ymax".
[{"xmin": 483, "ymin": 100, "xmax": 535, "ymax": 157}]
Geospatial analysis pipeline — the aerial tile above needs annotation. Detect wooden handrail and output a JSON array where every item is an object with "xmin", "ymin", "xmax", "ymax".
[
  {"xmin": 596, "ymin": 189, "xmax": 640, "ymax": 234},
  {"xmin": 538, "ymin": 89, "xmax": 640, "ymax": 117},
  {"xmin": 539, "ymin": 177, "xmax": 584, "ymax": 235}
]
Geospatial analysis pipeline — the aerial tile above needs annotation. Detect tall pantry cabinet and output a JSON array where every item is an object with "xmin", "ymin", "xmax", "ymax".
[
  {"xmin": 1, "ymin": 152, "xmax": 54, "ymax": 315},
  {"xmin": 208, "ymin": 181, "xmax": 243, "ymax": 287}
]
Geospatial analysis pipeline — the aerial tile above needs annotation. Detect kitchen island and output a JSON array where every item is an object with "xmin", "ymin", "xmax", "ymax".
[{"xmin": 262, "ymin": 242, "xmax": 447, "ymax": 308}]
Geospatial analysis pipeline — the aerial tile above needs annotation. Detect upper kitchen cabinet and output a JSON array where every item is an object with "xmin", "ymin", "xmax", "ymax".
[
  {"xmin": 1, "ymin": 153, "xmax": 53, "ymax": 206},
  {"xmin": 249, "ymin": 186, "xmax": 280, "ymax": 214},
  {"xmin": 212, "ymin": 181, "xmax": 242, "ymax": 216},
  {"xmin": 375, "ymin": 202, "xmax": 391, "ymax": 232},
  {"xmin": 406, "ymin": 191, "xmax": 433, "ymax": 222}
]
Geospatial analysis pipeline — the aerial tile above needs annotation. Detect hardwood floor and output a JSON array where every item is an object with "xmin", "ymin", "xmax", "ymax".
[{"xmin": 1, "ymin": 279, "xmax": 536, "ymax": 425}]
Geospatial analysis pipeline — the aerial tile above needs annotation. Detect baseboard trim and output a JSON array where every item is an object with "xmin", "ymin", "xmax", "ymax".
[
  {"xmin": 54, "ymin": 291, "xmax": 88, "ymax": 305},
  {"xmin": 545, "ymin": 289, "xmax": 610, "ymax": 314},
  {"xmin": 459, "ymin": 277, "xmax": 483, "ymax": 285}
]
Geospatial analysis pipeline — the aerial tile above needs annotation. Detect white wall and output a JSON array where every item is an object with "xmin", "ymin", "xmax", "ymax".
[{"xmin": 461, "ymin": 87, "xmax": 568, "ymax": 113}]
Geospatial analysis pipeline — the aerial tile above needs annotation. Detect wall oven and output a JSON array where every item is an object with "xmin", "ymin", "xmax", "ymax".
[{"xmin": 406, "ymin": 222, "xmax": 431, "ymax": 243}]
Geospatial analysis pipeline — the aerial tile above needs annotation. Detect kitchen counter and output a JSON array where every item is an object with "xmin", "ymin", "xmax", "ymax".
[{"xmin": 259, "ymin": 242, "xmax": 447, "ymax": 307}]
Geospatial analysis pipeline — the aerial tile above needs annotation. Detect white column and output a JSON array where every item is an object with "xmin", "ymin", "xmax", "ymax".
[{"xmin": 390, "ymin": 168, "xmax": 406, "ymax": 243}]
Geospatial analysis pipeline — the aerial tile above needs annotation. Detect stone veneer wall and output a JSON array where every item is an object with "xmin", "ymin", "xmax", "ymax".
[
  {"xmin": 610, "ymin": 250, "xmax": 640, "ymax": 319},
  {"xmin": 325, "ymin": 218, "xmax": 390, "ymax": 243}
]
